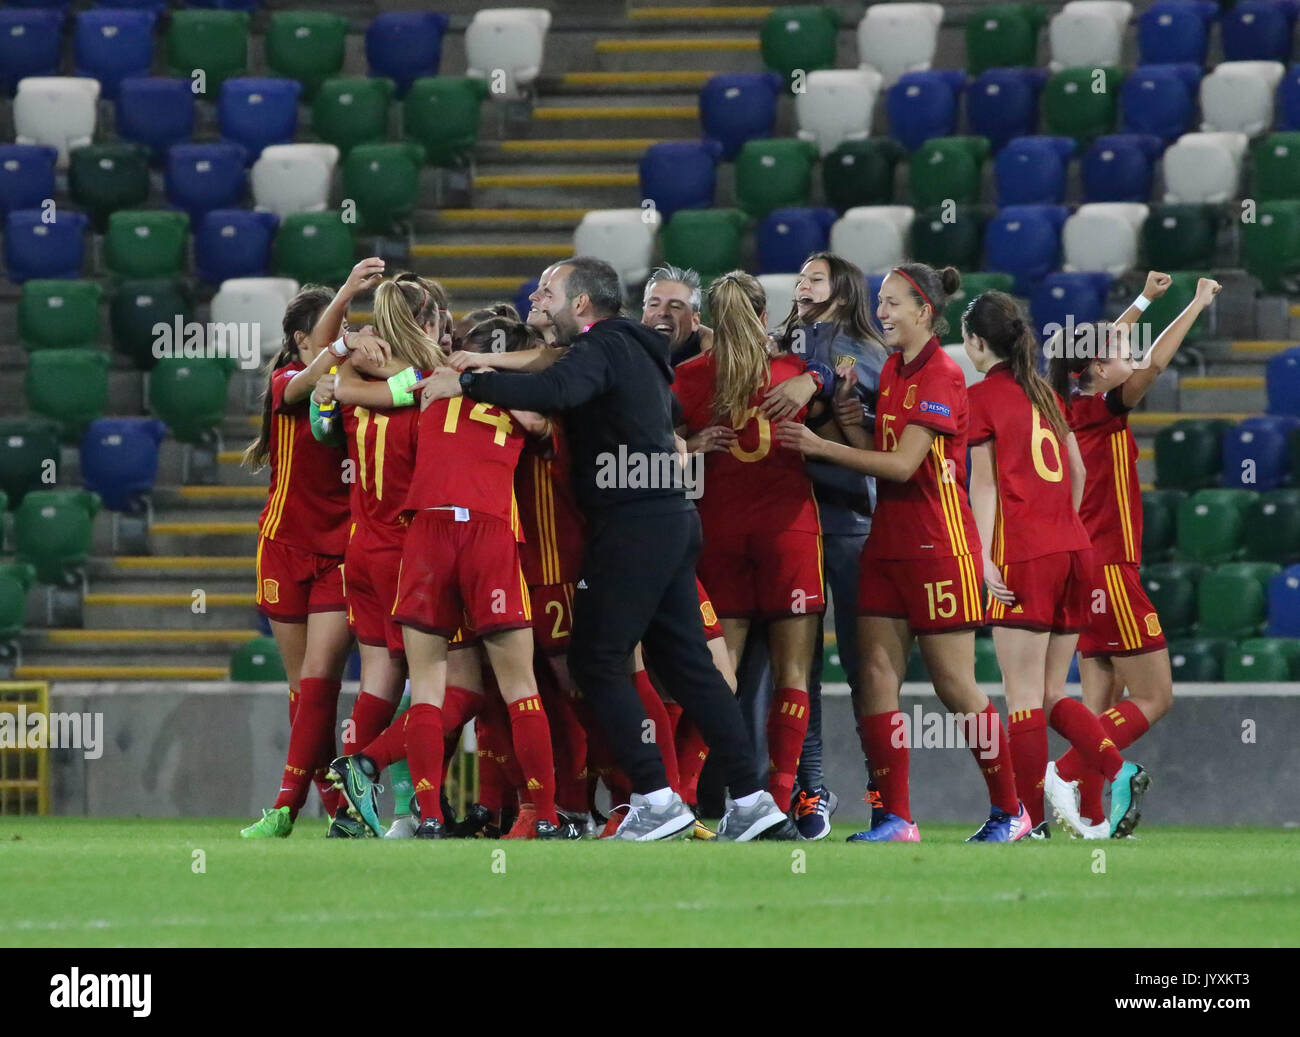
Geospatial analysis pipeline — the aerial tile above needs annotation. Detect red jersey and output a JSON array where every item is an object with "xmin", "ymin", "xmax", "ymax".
[
  {"xmin": 341, "ymin": 400, "xmax": 420, "ymax": 550},
  {"xmin": 1069, "ymin": 387, "xmax": 1141, "ymax": 565},
  {"xmin": 864, "ymin": 337, "xmax": 981, "ymax": 561},
  {"xmin": 406, "ymin": 394, "xmax": 524, "ymax": 534},
  {"xmin": 672, "ymin": 351, "xmax": 820, "ymax": 536},
  {"xmin": 967, "ymin": 363, "xmax": 1091, "ymax": 564},
  {"xmin": 515, "ymin": 428, "xmax": 586, "ymax": 586},
  {"xmin": 258, "ymin": 362, "xmax": 350, "ymax": 557}
]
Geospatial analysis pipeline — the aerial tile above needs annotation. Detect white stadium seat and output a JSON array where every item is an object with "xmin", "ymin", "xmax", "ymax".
[
  {"xmin": 574, "ymin": 208, "xmax": 660, "ymax": 289},
  {"xmin": 829, "ymin": 205, "xmax": 915, "ymax": 274},
  {"xmin": 1063, "ymin": 202, "xmax": 1149, "ymax": 275},
  {"xmin": 251, "ymin": 143, "xmax": 339, "ymax": 220},
  {"xmin": 795, "ymin": 68, "xmax": 884, "ymax": 157},
  {"xmin": 857, "ymin": 3, "xmax": 944, "ymax": 87},
  {"xmin": 465, "ymin": 8, "xmax": 551, "ymax": 98},
  {"xmin": 943, "ymin": 345, "xmax": 984, "ymax": 386},
  {"xmin": 13, "ymin": 77, "xmax": 100, "ymax": 169},
  {"xmin": 1162, "ymin": 131, "xmax": 1249, "ymax": 204},
  {"xmin": 211, "ymin": 278, "xmax": 300, "ymax": 360},
  {"xmin": 1200, "ymin": 61, "xmax": 1286, "ymax": 136},
  {"xmin": 1049, "ymin": 9, "xmax": 1124, "ymax": 70},
  {"xmin": 757, "ymin": 273, "xmax": 800, "ymax": 330}
]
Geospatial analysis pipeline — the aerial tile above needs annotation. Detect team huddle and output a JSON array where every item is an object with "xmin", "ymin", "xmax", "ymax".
[{"xmin": 237, "ymin": 245, "xmax": 1221, "ymax": 844}]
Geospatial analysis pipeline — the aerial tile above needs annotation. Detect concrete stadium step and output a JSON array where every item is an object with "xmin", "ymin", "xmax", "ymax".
[
  {"xmin": 544, "ymin": 70, "xmax": 716, "ymax": 93},
  {"xmin": 23, "ymin": 628, "xmax": 258, "ymax": 659},
  {"xmin": 484, "ymin": 137, "xmax": 687, "ymax": 162},
  {"xmin": 626, "ymin": 4, "xmax": 774, "ymax": 28},
  {"xmin": 409, "ymin": 235, "xmax": 575, "ymax": 277},
  {"xmin": 81, "ymin": 588, "xmax": 257, "ymax": 631},
  {"xmin": 93, "ymin": 556, "xmax": 256, "ymax": 579},
  {"xmin": 528, "ymin": 100, "xmax": 700, "ymax": 139},
  {"xmin": 211, "ymin": 450, "xmax": 270, "ymax": 488},
  {"xmin": 1177, "ymin": 377, "xmax": 1267, "ymax": 414},
  {"xmin": 427, "ymin": 208, "xmax": 591, "ymax": 233},
  {"xmin": 1231, "ymin": 340, "xmax": 1295, "ymax": 358},
  {"xmin": 469, "ymin": 164, "xmax": 642, "ymax": 209},
  {"xmin": 592, "ymin": 35, "xmax": 762, "ymax": 72},
  {"xmin": 147, "ymin": 511, "xmax": 260, "ymax": 557},
  {"xmin": 14, "ymin": 661, "xmax": 230, "ymax": 681},
  {"xmin": 1127, "ymin": 411, "xmax": 1257, "ymax": 431}
]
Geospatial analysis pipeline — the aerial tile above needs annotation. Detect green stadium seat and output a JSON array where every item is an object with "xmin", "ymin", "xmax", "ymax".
[
  {"xmin": 1140, "ymin": 569, "xmax": 1197, "ymax": 636},
  {"xmin": 18, "ymin": 280, "xmax": 102, "ymax": 352},
  {"xmin": 1197, "ymin": 563, "xmax": 1275, "ymax": 639},
  {"xmin": 1240, "ymin": 200, "xmax": 1300, "ymax": 293},
  {"xmin": 761, "ymin": 5, "xmax": 841, "ymax": 86},
  {"xmin": 1138, "ymin": 271, "xmax": 1211, "ymax": 347},
  {"xmin": 1176, "ymin": 494, "xmax": 1244, "ymax": 563},
  {"xmin": 105, "ymin": 211, "xmax": 190, "ymax": 280},
  {"xmin": 403, "ymin": 76, "xmax": 489, "ymax": 168},
  {"xmin": 1141, "ymin": 205, "xmax": 1218, "ymax": 271},
  {"xmin": 822, "ymin": 638, "xmax": 847, "ymax": 683},
  {"xmin": 735, "ymin": 138, "xmax": 819, "ymax": 218},
  {"xmin": 266, "ymin": 12, "xmax": 349, "ymax": 101},
  {"xmin": 1166, "ymin": 637, "xmax": 1226, "ymax": 681},
  {"xmin": 910, "ymin": 205, "xmax": 984, "ymax": 274},
  {"xmin": 1043, "ymin": 67, "xmax": 1122, "ymax": 143},
  {"xmin": 110, "ymin": 279, "xmax": 193, "ymax": 373},
  {"xmin": 166, "ymin": 10, "xmax": 250, "ymax": 97},
  {"xmin": 0, "ymin": 561, "xmax": 35, "ymax": 644},
  {"xmin": 1142, "ymin": 559, "xmax": 1204, "ymax": 586},
  {"xmin": 148, "ymin": 358, "xmax": 233, "ymax": 444},
  {"xmin": 1243, "ymin": 489, "xmax": 1300, "ymax": 564},
  {"xmin": 905, "ymin": 644, "xmax": 928, "ymax": 681},
  {"xmin": 908, "ymin": 136, "xmax": 990, "ymax": 209},
  {"xmin": 313, "ymin": 77, "xmax": 394, "ymax": 155},
  {"xmin": 662, "ymin": 208, "xmax": 748, "ymax": 285},
  {"xmin": 25, "ymin": 350, "xmax": 109, "ymax": 440},
  {"xmin": 1224, "ymin": 638, "xmax": 1300, "ymax": 682},
  {"xmin": 1141, "ymin": 488, "xmax": 1185, "ymax": 561},
  {"xmin": 1191, "ymin": 488, "xmax": 1253, "ymax": 512},
  {"xmin": 272, "ymin": 212, "xmax": 356, "ymax": 287},
  {"xmin": 821, "ymin": 138, "xmax": 902, "ymax": 211},
  {"xmin": 965, "ymin": 3, "xmax": 1045, "ymax": 76},
  {"xmin": 14, "ymin": 489, "xmax": 100, "ymax": 585},
  {"xmin": 974, "ymin": 637, "xmax": 1002, "ymax": 682},
  {"xmin": 1252, "ymin": 132, "xmax": 1300, "ymax": 202},
  {"xmin": 68, "ymin": 143, "xmax": 151, "ymax": 233},
  {"xmin": 941, "ymin": 272, "xmax": 1015, "ymax": 339},
  {"xmin": 1155, "ymin": 418, "xmax": 1228, "ymax": 491},
  {"xmin": 341, "ymin": 142, "xmax": 425, "ymax": 233},
  {"xmin": 0, "ymin": 418, "xmax": 61, "ymax": 508},
  {"xmin": 230, "ymin": 636, "xmax": 288, "ymax": 682}
]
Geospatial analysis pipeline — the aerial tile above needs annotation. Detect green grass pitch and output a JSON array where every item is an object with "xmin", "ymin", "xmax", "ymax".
[{"xmin": 1, "ymin": 818, "xmax": 1296, "ymax": 947}]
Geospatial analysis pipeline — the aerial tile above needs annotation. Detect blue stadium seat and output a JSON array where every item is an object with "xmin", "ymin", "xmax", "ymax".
[
  {"xmin": 74, "ymin": 8, "xmax": 157, "ymax": 100},
  {"xmin": 1267, "ymin": 564, "xmax": 1300, "ymax": 636},
  {"xmin": 1221, "ymin": 416, "xmax": 1299, "ymax": 490},
  {"xmin": 1267, "ymin": 346, "xmax": 1300, "ymax": 417},
  {"xmin": 366, "ymin": 11, "xmax": 450, "ymax": 96},
  {"xmin": 514, "ymin": 280, "xmax": 538, "ymax": 322},
  {"xmin": 886, "ymin": 69, "xmax": 967, "ymax": 153},
  {"xmin": 699, "ymin": 73, "xmax": 783, "ymax": 161},
  {"xmin": 117, "ymin": 78, "xmax": 196, "ymax": 161},
  {"xmin": 1138, "ymin": 1, "xmax": 1219, "ymax": 66},
  {"xmin": 1222, "ymin": 0, "xmax": 1298, "ymax": 63},
  {"xmin": 0, "ymin": 9, "xmax": 63, "ymax": 94},
  {"xmin": 3, "ymin": 209, "xmax": 89, "ymax": 282},
  {"xmin": 1030, "ymin": 271, "xmax": 1113, "ymax": 344},
  {"xmin": 165, "ymin": 142, "xmax": 248, "ymax": 221},
  {"xmin": 967, "ymin": 68, "xmax": 1049, "ymax": 152},
  {"xmin": 995, "ymin": 136, "xmax": 1075, "ymax": 206},
  {"xmin": 194, "ymin": 208, "xmax": 278, "ymax": 284},
  {"xmin": 0, "ymin": 144, "xmax": 58, "ymax": 215},
  {"xmin": 1082, "ymin": 133, "xmax": 1165, "ymax": 203},
  {"xmin": 756, "ymin": 207, "xmax": 836, "ymax": 274},
  {"xmin": 95, "ymin": 1, "xmax": 168, "ymax": 9},
  {"xmin": 79, "ymin": 417, "xmax": 168, "ymax": 512},
  {"xmin": 1120, "ymin": 64, "xmax": 1202, "ymax": 141},
  {"xmin": 639, "ymin": 140, "xmax": 722, "ymax": 221},
  {"xmin": 985, "ymin": 204, "xmax": 1069, "ymax": 294},
  {"xmin": 218, "ymin": 77, "xmax": 301, "ymax": 160},
  {"xmin": 1281, "ymin": 63, "xmax": 1300, "ymax": 130}
]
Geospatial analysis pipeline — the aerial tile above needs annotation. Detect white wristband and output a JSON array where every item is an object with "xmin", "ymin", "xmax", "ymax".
[{"xmin": 1132, "ymin": 294, "xmax": 1151, "ymax": 313}]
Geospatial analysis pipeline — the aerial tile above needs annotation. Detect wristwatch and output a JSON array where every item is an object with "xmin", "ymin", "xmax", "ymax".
[{"xmin": 458, "ymin": 370, "xmax": 476, "ymax": 395}]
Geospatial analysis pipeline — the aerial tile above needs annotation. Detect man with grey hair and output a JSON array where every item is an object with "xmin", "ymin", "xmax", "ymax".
[{"xmin": 642, "ymin": 265, "xmax": 713, "ymax": 366}]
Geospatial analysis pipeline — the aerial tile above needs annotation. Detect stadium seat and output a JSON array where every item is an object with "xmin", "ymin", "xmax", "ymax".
[
  {"xmin": 1030, "ymin": 271, "xmax": 1112, "ymax": 345},
  {"xmin": 908, "ymin": 135, "xmax": 990, "ymax": 208},
  {"xmin": 1049, "ymin": 4, "xmax": 1128, "ymax": 70},
  {"xmin": 313, "ymin": 77, "xmax": 394, "ymax": 157},
  {"xmin": 1163, "ymin": 131, "xmax": 1249, "ymax": 203},
  {"xmin": 1200, "ymin": 60, "xmax": 1285, "ymax": 135},
  {"xmin": 195, "ymin": 209, "xmax": 278, "ymax": 285},
  {"xmin": 366, "ymin": 11, "xmax": 449, "ymax": 96},
  {"xmin": 857, "ymin": 3, "xmax": 944, "ymax": 87},
  {"xmin": 1253, "ymin": 132, "xmax": 1300, "ymax": 200},
  {"xmin": 149, "ymin": 358, "xmax": 234, "ymax": 444},
  {"xmin": 965, "ymin": 4, "xmax": 1045, "ymax": 76},
  {"xmin": 761, "ymin": 5, "xmax": 841, "ymax": 86},
  {"xmin": 341, "ymin": 142, "xmax": 424, "ymax": 233},
  {"xmin": 985, "ymin": 204, "xmax": 1069, "ymax": 294},
  {"xmin": 73, "ymin": 8, "xmax": 155, "ymax": 100},
  {"xmin": 210, "ymin": 277, "xmax": 298, "ymax": 361},
  {"xmin": 1221, "ymin": 418, "xmax": 1294, "ymax": 490},
  {"xmin": 68, "ymin": 143, "xmax": 151, "ymax": 232},
  {"xmin": 1063, "ymin": 202, "xmax": 1149, "ymax": 275},
  {"xmin": 1281, "ymin": 62, "xmax": 1300, "ymax": 130},
  {"xmin": 796, "ymin": 68, "xmax": 885, "ymax": 157},
  {"xmin": 0, "ymin": 418, "xmax": 61, "ymax": 509},
  {"xmin": 1141, "ymin": 204, "xmax": 1218, "ymax": 269},
  {"xmin": 1241, "ymin": 200, "xmax": 1300, "ymax": 292},
  {"xmin": 735, "ymin": 138, "xmax": 819, "ymax": 218},
  {"xmin": 218, "ymin": 78, "xmax": 301, "ymax": 159},
  {"xmin": 1244, "ymin": 488, "xmax": 1300, "ymax": 562},
  {"xmin": 1199, "ymin": 562, "xmax": 1275, "ymax": 638},
  {"xmin": 272, "ymin": 212, "xmax": 355, "ymax": 287},
  {"xmin": 116, "ymin": 78, "xmax": 196, "ymax": 161},
  {"xmin": 1120, "ymin": 63, "xmax": 1201, "ymax": 141},
  {"xmin": 3, "ymin": 209, "xmax": 89, "ymax": 283},
  {"xmin": 13, "ymin": 77, "xmax": 100, "ymax": 169},
  {"xmin": 1082, "ymin": 134, "xmax": 1164, "ymax": 203},
  {"xmin": 1141, "ymin": 568, "xmax": 1197, "ymax": 636},
  {"xmin": 231, "ymin": 636, "xmax": 288, "ymax": 682},
  {"xmin": 1221, "ymin": 0, "xmax": 1298, "ymax": 63},
  {"xmin": 25, "ymin": 349, "xmax": 109, "ymax": 439},
  {"xmin": 1138, "ymin": 1, "xmax": 1219, "ymax": 66},
  {"xmin": 974, "ymin": 637, "xmax": 1002, "ymax": 682},
  {"xmin": 638, "ymin": 140, "xmax": 721, "ymax": 222},
  {"xmin": 755, "ymin": 207, "xmax": 835, "ymax": 275},
  {"xmin": 573, "ymin": 208, "xmax": 661, "ymax": 289},
  {"xmin": 0, "ymin": 561, "xmax": 34, "ymax": 651},
  {"xmin": 265, "ymin": 11, "xmax": 347, "ymax": 100},
  {"xmin": 1267, "ymin": 346, "xmax": 1300, "ymax": 416},
  {"xmin": 1266, "ymin": 564, "xmax": 1300, "ymax": 636},
  {"xmin": 14, "ymin": 489, "xmax": 101, "ymax": 585},
  {"xmin": 1139, "ymin": 269, "xmax": 1214, "ymax": 349},
  {"xmin": 1157, "ymin": 418, "xmax": 1228, "ymax": 491},
  {"xmin": 821, "ymin": 138, "xmax": 902, "ymax": 211},
  {"xmin": 105, "ymin": 210, "xmax": 190, "ymax": 280},
  {"xmin": 908, "ymin": 206, "xmax": 985, "ymax": 271},
  {"xmin": 402, "ymin": 76, "xmax": 489, "ymax": 168},
  {"xmin": 251, "ymin": 143, "xmax": 339, "ymax": 220},
  {"xmin": 967, "ymin": 67, "xmax": 1049, "ymax": 152},
  {"xmin": 1177, "ymin": 495, "xmax": 1244, "ymax": 563},
  {"xmin": 166, "ymin": 10, "xmax": 250, "ymax": 96},
  {"xmin": 1191, "ymin": 487, "xmax": 1255, "ymax": 515},
  {"xmin": 758, "ymin": 274, "xmax": 800, "ymax": 329},
  {"xmin": 164, "ymin": 142, "xmax": 248, "ymax": 224},
  {"xmin": 886, "ymin": 69, "xmax": 966, "ymax": 153},
  {"xmin": 830, "ymin": 206, "xmax": 915, "ymax": 275},
  {"xmin": 1225, "ymin": 637, "xmax": 1300, "ymax": 681},
  {"xmin": 80, "ymin": 417, "xmax": 168, "ymax": 513},
  {"xmin": 464, "ymin": 8, "xmax": 551, "ymax": 98},
  {"xmin": 1141, "ymin": 488, "xmax": 1186, "ymax": 561},
  {"xmin": 699, "ymin": 73, "xmax": 783, "ymax": 161},
  {"xmin": 0, "ymin": 11, "xmax": 62, "ymax": 96},
  {"xmin": 995, "ymin": 136, "xmax": 1075, "ymax": 206},
  {"xmin": 940, "ymin": 273, "xmax": 1017, "ymax": 344},
  {"xmin": 110, "ymin": 278, "xmax": 192, "ymax": 371},
  {"xmin": 1044, "ymin": 66, "xmax": 1122, "ymax": 143},
  {"xmin": 18, "ymin": 280, "xmax": 101, "ymax": 352},
  {"xmin": 1166, "ymin": 637, "xmax": 1226, "ymax": 680},
  {"xmin": 0, "ymin": 145, "xmax": 58, "ymax": 216}
]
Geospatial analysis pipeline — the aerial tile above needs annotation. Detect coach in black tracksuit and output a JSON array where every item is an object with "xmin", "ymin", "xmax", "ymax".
[{"xmin": 418, "ymin": 258, "xmax": 763, "ymax": 803}]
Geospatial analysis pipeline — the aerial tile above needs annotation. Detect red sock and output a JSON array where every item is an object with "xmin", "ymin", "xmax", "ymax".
[
  {"xmin": 439, "ymin": 684, "xmax": 484, "ymax": 783},
  {"xmin": 766, "ymin": 687, "xmax": 810, "ymax": 812},
  {"xmin": 273, "ymin": 677, "xmax": 340, "ymax": 819},
  {"xmin": 508, "ymin": 695, "xmax": 558, "ymax": 824},
  {"xmin": 633, "ymin": 669, "xmax": 680, "ymax": 794},
  {"xmin": 404, "ymin": 703, "xmax": 445, "ymax": 822},
  {"xmin": 346, "ymin": 691, "xmax": 395, "ymax": 757},
  {"xmin": 963, "ymin": 703, "xmax": 1019, "ymax": 815},
  {"xmin": 360, "ymin": 711, "xmax": 410, "ymax": 771},
  {"xmin": 1049, "ymin": 699, "xmax": 1124, "ymax": 781},
  {"xmin": 1007, "ymin": 708, "xmax": 1048, "ymax": 827},
  {"xmin": 288, "ymin": 685, "xmax": 298, "ymax": 724},
  {"xmin": 674, "ymin": 716, "xmax": 709, "ymax": 806},
  {"xmin": 291, "ymin": 682, "xmax": 341, "ymax": 816},
  {"xmin": 539, "ymin": 676, "xmax": 588, "ymax": 813},
  {"xmin": 664, "ymin": 701, "xmax": 683, "ymax": 742},
  {"xmin": 475, "ymin": 713, "xmax": 508, "ymax": 820},
  {"xmin": 1058, "ymin": 699, "xmax": 1150, "ymax": 823},
  {"xmin": 861, "ymin": 712, "xmax": 910, "ymax": 823}
]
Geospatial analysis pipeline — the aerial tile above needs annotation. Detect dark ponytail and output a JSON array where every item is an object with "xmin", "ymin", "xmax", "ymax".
[
  {"xmin": 1046, "ymin": 322, "xmax": 1108, "ymax": 413},
  {"xmin": 893, "ymin": 262, "xmax": 961, "ymax": 338}
]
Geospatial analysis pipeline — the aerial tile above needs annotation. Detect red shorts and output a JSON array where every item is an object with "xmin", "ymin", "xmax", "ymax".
[
  {"xmin": 697, "ymin": 529, "xmax": 825, "ymax": 619},
  {"xmin": 393, "ymin": 510, "xmax": 532, "ymax": 639},
  {"xmin": 256, "ymin": 535, "xmax": 345, "ymax": 623},
  {"xmin": 531, "ymin": 581, "xmax": 575, "ymax": 656},
  {"xmin": 986, "ymin": 550, "xmax": 1091, "ymax": 634},
  {"xmin": 696, "ymin": 577, "xmax": 723, "ymax": 640},
  {"xmin": 343, "ymin": 537, "xmax": 404, "ymax": 657},
  {"xmin": 1078, "ymin": 560, "xmax": 1167, "ymax": 659},
  {"xmin": 859, "ymin": 552, "xmax": 984, "ymax": 634}
]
